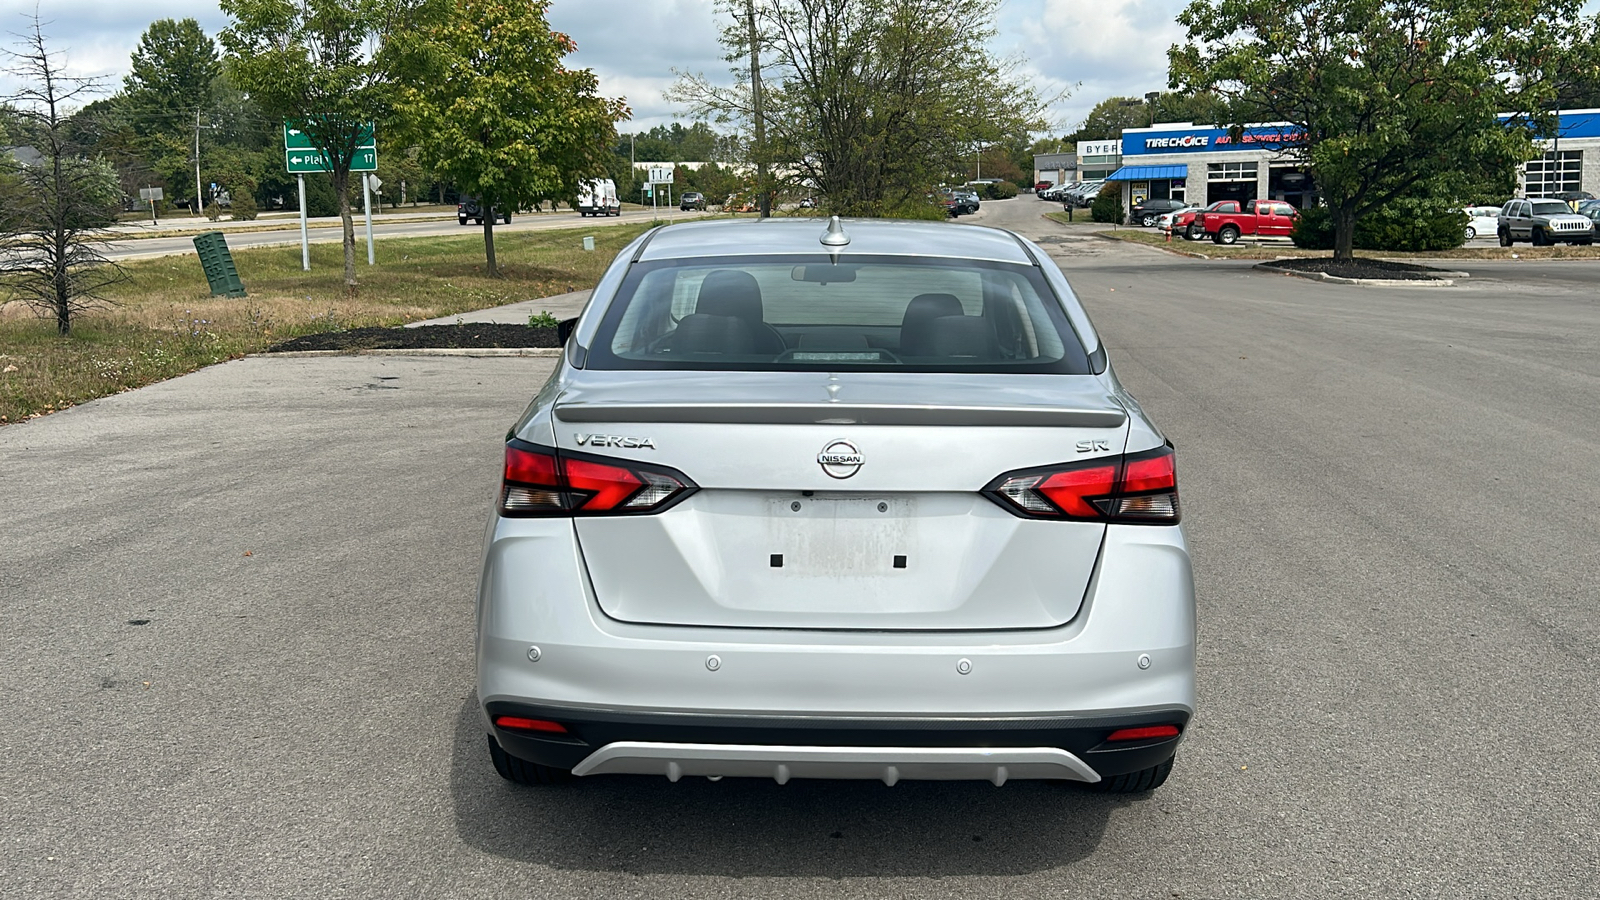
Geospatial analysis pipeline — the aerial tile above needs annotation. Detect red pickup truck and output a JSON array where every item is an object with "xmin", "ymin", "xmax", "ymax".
[{"xmin": 1198, "ymin": 199, "xmax": 1300, "ymax": 244}]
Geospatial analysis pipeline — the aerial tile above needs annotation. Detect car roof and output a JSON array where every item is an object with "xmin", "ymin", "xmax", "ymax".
[{"xmin": 636, "ymin": 217, "xmax": 1035, "ymax": 264}]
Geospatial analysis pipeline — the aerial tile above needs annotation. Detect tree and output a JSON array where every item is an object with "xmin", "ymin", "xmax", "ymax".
[
  {"xmin": 670, "ymin": 0, "xmax": 1049, "ymax": 217},
  {"xmin": 221, "ymin": 0, "xmax": 419, "ymax": 292},
  {"xmin": 1, "ymin": 18, "xmax": 126, "ymax": 336},
  {"xmin": 1171, "ymin": 0, "xmax": 1587, "ymax": 259},
  {"xmin": 121, "ymin": 19, "xmax": 223, "ymax": 213},
  {"xmin": 390, "ymin": 0, "xmax": 626, "ymax": 274}
]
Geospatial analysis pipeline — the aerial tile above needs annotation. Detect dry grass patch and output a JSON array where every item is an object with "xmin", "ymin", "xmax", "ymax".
[{"xmin": 0, "ymin": 222, "xmax": 651, "ymax": 424}]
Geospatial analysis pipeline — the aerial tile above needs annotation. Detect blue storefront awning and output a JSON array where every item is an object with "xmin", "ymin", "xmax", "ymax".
[{"xmin": 1106, "ymin": 165, "xmax": 1189, "ymax": 181}]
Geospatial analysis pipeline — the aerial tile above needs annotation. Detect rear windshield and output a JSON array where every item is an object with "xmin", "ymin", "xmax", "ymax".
[
  {"xmin": 586, "ymin": 255, "xmax": 1092, "ymax": 373},
  {"xmin": 1530, "ymin": 201, "xmax": 1570, "ymax": 215}
]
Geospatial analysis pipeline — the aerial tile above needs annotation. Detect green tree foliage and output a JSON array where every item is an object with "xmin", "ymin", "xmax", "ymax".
[
  {"xmin": 120, "ymin": 19, "xmax": 223, "ymax": 210},
  {"xmin": 1290, "ymin": 200, "xmax": 1465, "ymax": 252},
  {"xmin": 221, "ymin": 0, "xmax": 421, "ymax": 291},
  {"xmin": 617, "ymin": 122, "xmax": 725, "ymax": 162},
  {"xmin": 391, "ymin": 0, "xmax": 627, "ymax": 275},
  {"xmin": 670, "ymin": 0, "xmax": 1048, "ymax": 217},
  {"xmin": 1090, "ymin": 182, "xmax": 1123, "ymax": 223},
  {"xmin": 1, "ymin": 18, "xmax": 126, "ymax": 335},
  {"xmin": 1171, "ymin": 0, "xmax": 1588, "ymax": 259}
]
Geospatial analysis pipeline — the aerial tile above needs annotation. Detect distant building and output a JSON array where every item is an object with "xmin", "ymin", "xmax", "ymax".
[
  {"xmin": 1, "ymin": 145, "xmax": 43, "ymax": 167},
  {"xmin": 1032, "ymin": 152, "xmax": 1075, "ymax": 188}
]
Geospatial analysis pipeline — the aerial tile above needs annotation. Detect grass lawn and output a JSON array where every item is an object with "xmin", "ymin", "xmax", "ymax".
[
  {"xmin": 0, "ymin": 222, "xmax": 654, "ymax": 425},
  {"xmin": 1057, "ymin": 215, "xmax": 1600, "ymax": 260}
]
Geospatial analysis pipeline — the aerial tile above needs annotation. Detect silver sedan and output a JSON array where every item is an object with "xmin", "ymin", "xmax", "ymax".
[{"xmin": 477, "ymin": 216, "xmax": 1196, "ymax": 792}]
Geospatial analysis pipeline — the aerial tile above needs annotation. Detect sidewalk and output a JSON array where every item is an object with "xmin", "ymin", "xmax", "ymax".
[{"xmin": 404, "ymin": 289, "xmax": 593, "ymax": 327}]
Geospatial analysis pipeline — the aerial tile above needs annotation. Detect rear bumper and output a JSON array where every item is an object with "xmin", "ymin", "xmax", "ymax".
[
  {"xmin": 476, "ymin": 519, "xmax": 1197, "ymax": 777},
  {"xmin": 488, "ymin": 703, "xmax": 1187, "ymax": 782}
]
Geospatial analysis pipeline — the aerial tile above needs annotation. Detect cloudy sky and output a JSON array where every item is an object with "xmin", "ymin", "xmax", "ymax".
[{"xmin": 1, "ymin": 0, "xmax": 1192, "ymax": 135}]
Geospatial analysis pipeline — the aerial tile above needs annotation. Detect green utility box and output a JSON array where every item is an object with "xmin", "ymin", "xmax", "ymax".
[{"xmin": 192, "ymin": 231, "xmax": 247, "ymax": 298}]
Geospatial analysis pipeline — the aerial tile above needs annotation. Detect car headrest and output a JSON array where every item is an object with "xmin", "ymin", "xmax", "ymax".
[
  {"xmin": 899, "ymin": 293, "xmax": 965, "ymax": 356},
  {"xmin": 696, "ymin": 270, "xmax": 764, "ymax": 323},
  {"xmin": 671, "ymin": 314, "xmax": 755, "ymax": 356},
  {"xmin": 927, "ymin": 315, "xmax": 998, "ymax": 359}
]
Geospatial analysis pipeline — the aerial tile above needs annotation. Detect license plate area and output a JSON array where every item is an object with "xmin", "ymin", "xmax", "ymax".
[{"xmin": 764, "ymin": 495, "xmax": 916, "ymax": 576}]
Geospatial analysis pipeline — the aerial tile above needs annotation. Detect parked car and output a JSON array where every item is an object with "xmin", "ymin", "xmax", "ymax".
[
  {"xmin": 1198, "ymin": 199, "xmax": 1299, "ymax": 244},
  {"xmin": 680, "ymin": 191, "xmax": 706, "ymax": 211},
  {"xmin": 578, "ymin": 178, "xmax": 621, "ymax": 217},
  {"xmin": 1129, "ymin": 198, "xmax": 1190, "ymax": 227},
  {"xmin": 798, "ymin": 197, "xmax": 818, "ymax": 209},
  {"xmin": 1497, "ymin": 198, "xmax": 1594, "ymax": 246},
  {"xmin": 1555, "ymin": 190, "xmax": 1595, "ymax": 210},
  {"xmin": 1158, "ymin": 206, "xmax": 1204, "ymax": 239},
  {"xmin": 1578, "ymin": 203, "xmax": 1600, "ymax": 238},
  {"xmin": 458, "ymin": 196, "xmax": 510, "ymax": 226},
  {"xmin": 1061, "ymin": 181, "xmax": 1103, "ymax": 208},
  {"xmin": 954, "ymin": 190, "xmax": 981, "ymax": 214},
  {"xmin": 1034, "ymin": 181, "xmax": 1053, "ymax": 194},
  {"xmin": 1459, "ymin": 206, "xmax": 1500, "ymax": 241},
  {"xmin": 476, "ymin": 216, "xmax": 1195, "ymax": 793}
]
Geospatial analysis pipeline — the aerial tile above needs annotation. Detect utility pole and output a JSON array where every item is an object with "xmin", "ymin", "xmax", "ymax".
[
  {"xmin": 194, "ymin": 110, "xmax": 204, "ymax": 218},
  {"xmin": 747, "ymin": 0, "xmax": 769, "ymax": 218}
]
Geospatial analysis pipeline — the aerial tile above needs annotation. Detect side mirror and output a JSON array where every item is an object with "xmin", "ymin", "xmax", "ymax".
[{"xmin": 557, "ymin": 316, "xmax": 579, "ymax": 345}]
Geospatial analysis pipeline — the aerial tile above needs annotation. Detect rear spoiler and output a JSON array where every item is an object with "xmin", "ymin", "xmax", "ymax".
[{"xmin": 554, "ymin": 402, "xmax": 1126, "ymax": 428}]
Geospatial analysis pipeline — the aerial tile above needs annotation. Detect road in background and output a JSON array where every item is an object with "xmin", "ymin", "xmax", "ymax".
[
  {"xmin": 3, "ymin": 199, "xmax": 1597, "ymax": 898},
  {"xmin": 100, "ymin": 206, "xmax": 712, "ymax": 261}
]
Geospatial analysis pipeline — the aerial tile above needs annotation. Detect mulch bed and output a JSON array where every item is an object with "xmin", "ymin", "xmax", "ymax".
[
  {"xmin": 266, "ymin": 323, "xmax": 561, "ymax": 352},
  {"xmin": 1257, "ymin": 257, "xmax": 1451, "ymax": 281}
]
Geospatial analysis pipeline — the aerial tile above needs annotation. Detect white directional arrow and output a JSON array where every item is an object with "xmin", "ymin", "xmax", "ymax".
[
  {"xmin": 288, "ymin": 128, "xmax": 302, "ymax": 136},
  {"xmin": 291, "ymin": 156, "xmax": 303, "ymax": 164}
]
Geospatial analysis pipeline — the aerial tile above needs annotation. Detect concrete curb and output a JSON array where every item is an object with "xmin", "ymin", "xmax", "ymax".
[
  {"xmin": 1253, "ymin": 262, "xmax": 1456, "ymax": 287},
  {"xmin": 254, "ymin": 347, "xmax": 562, "ymax": 359}
]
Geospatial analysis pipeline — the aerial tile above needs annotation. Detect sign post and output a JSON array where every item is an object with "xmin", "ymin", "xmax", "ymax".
[
  {"xmin": 647, "ymin": 166, "xmax": 672, "ymax": 217},
  {"xmin": 363, "ymin": 174, "xmax": 382, "ymax": 266},
  {"xmin": 284, "ymin": 120, "xmax": 379, "ymax": 271},
  {"xmin": 138, "ymin": 186, "xmax": 163, "ymax": 225},
  {"xmin": 298, "ymin": 175, "xmax": 310, "ymax": 271}
]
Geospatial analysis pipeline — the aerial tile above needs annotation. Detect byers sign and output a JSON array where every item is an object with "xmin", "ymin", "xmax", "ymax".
[{"xmin": 1125, "ymin": 126, "xmax": 1305, "ymax": 155}]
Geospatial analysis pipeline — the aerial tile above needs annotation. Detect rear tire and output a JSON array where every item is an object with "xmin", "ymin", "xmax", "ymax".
[
  {"xmin": 487, "ymin": 735, "xmax": 573, "ymax": 785},
  {"xmin": 503, "ymin": 213, "xmax": 512, "ymax": 225},
  {"xmin": 1499, "ymin": 228, "xmax": 1512, "ymax": 247},
  {"xmin": 1464, "ymin": 226, "xmax": 1476, "ymax": 240},
  {"xmin": 1088, "ymin": 755, "xmax": 1175, "ymax": 794},
  {"xmin": 458, "ymin": 217, "xmax": 467, "ymax": 226},
  {"xmin": 1218, "ymin": 226, "xmax": 1240, "ymax": 245}
]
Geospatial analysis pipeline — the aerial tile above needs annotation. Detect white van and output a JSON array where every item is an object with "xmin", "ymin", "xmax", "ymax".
[{"xmin": 578, "ymin": 178, "xmax": 621, "ymax": 217}]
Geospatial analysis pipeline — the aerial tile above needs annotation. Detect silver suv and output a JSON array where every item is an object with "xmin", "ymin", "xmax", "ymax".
[
  {"xmin": 1498, "ymin": 198, "xmax": 1595, "ymax": 246},
  {"xmin": 476, "ymin": 217, "xmax": 1196, "ymax": 793}
]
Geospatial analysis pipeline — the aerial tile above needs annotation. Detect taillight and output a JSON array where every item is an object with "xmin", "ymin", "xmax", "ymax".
[
  {"xmin": 984, "ymin": 445, "xmax": 1179, "ymax": 524},
  {"xmin": 493, "ymin": 715, "xmax": 568, "ymax": 733},
  {"xmin": 1106, "ymin": 724, "xmax": 1181, "ymax": 741},
  {"xmin": 500, "ymin": 439, "xmax": 695, "ymax": 517}
]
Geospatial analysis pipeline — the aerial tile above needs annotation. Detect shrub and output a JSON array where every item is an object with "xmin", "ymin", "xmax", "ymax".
[
  {"xmin": 229, "ymin": 191, "xmax": 258, "ymax": 221},
  {"xmin": 984, "ymin": 181, "xmax": 1018, "ymax": 200},
  {"xmin": 1291, "ymin": 202, "xmax": 1467, "ymax": 251},
  {"xmin": 1091, "ymin": 183, "xmax": 1123, "ymax": 224}
]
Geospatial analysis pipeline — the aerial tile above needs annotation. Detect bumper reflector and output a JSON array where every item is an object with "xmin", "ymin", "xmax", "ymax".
[
  {"xmin": 494, "ymin": 715, "xmax": 569, "ymax": 734},
  {"xmin": 1106, "ymin": 725, "xmax": 1181, "ymax": 741}
]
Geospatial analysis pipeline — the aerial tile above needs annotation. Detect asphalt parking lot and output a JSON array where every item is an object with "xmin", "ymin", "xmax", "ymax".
[{"xmin": 3, "ymin": 204, "xmax": 1598, "ymax": 898}]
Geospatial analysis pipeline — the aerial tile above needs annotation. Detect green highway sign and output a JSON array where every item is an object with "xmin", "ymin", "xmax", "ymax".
[
  {"xmin": 284, "ymin": 121, "xmax": 375, "ymax": 151},
  {"xmin": 286, "ymin": 147, "xmax": 377, "ymax": 174}
]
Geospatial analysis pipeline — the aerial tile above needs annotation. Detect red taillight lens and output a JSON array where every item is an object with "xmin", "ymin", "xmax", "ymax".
[
  {"xmin": 493, "ymin": 715, "xmax": 569, "ymax": 734},
  {"xmin": 984, "ymin": 445, "xmax": 1179, "ymax": 524},
  {"xmin": 1106, "ymin": 724, "xmax": 1181, "ymax": 741},
  {"xmin": 499, "ymin": 440, "xmax": 695, "ymax": 517}
]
